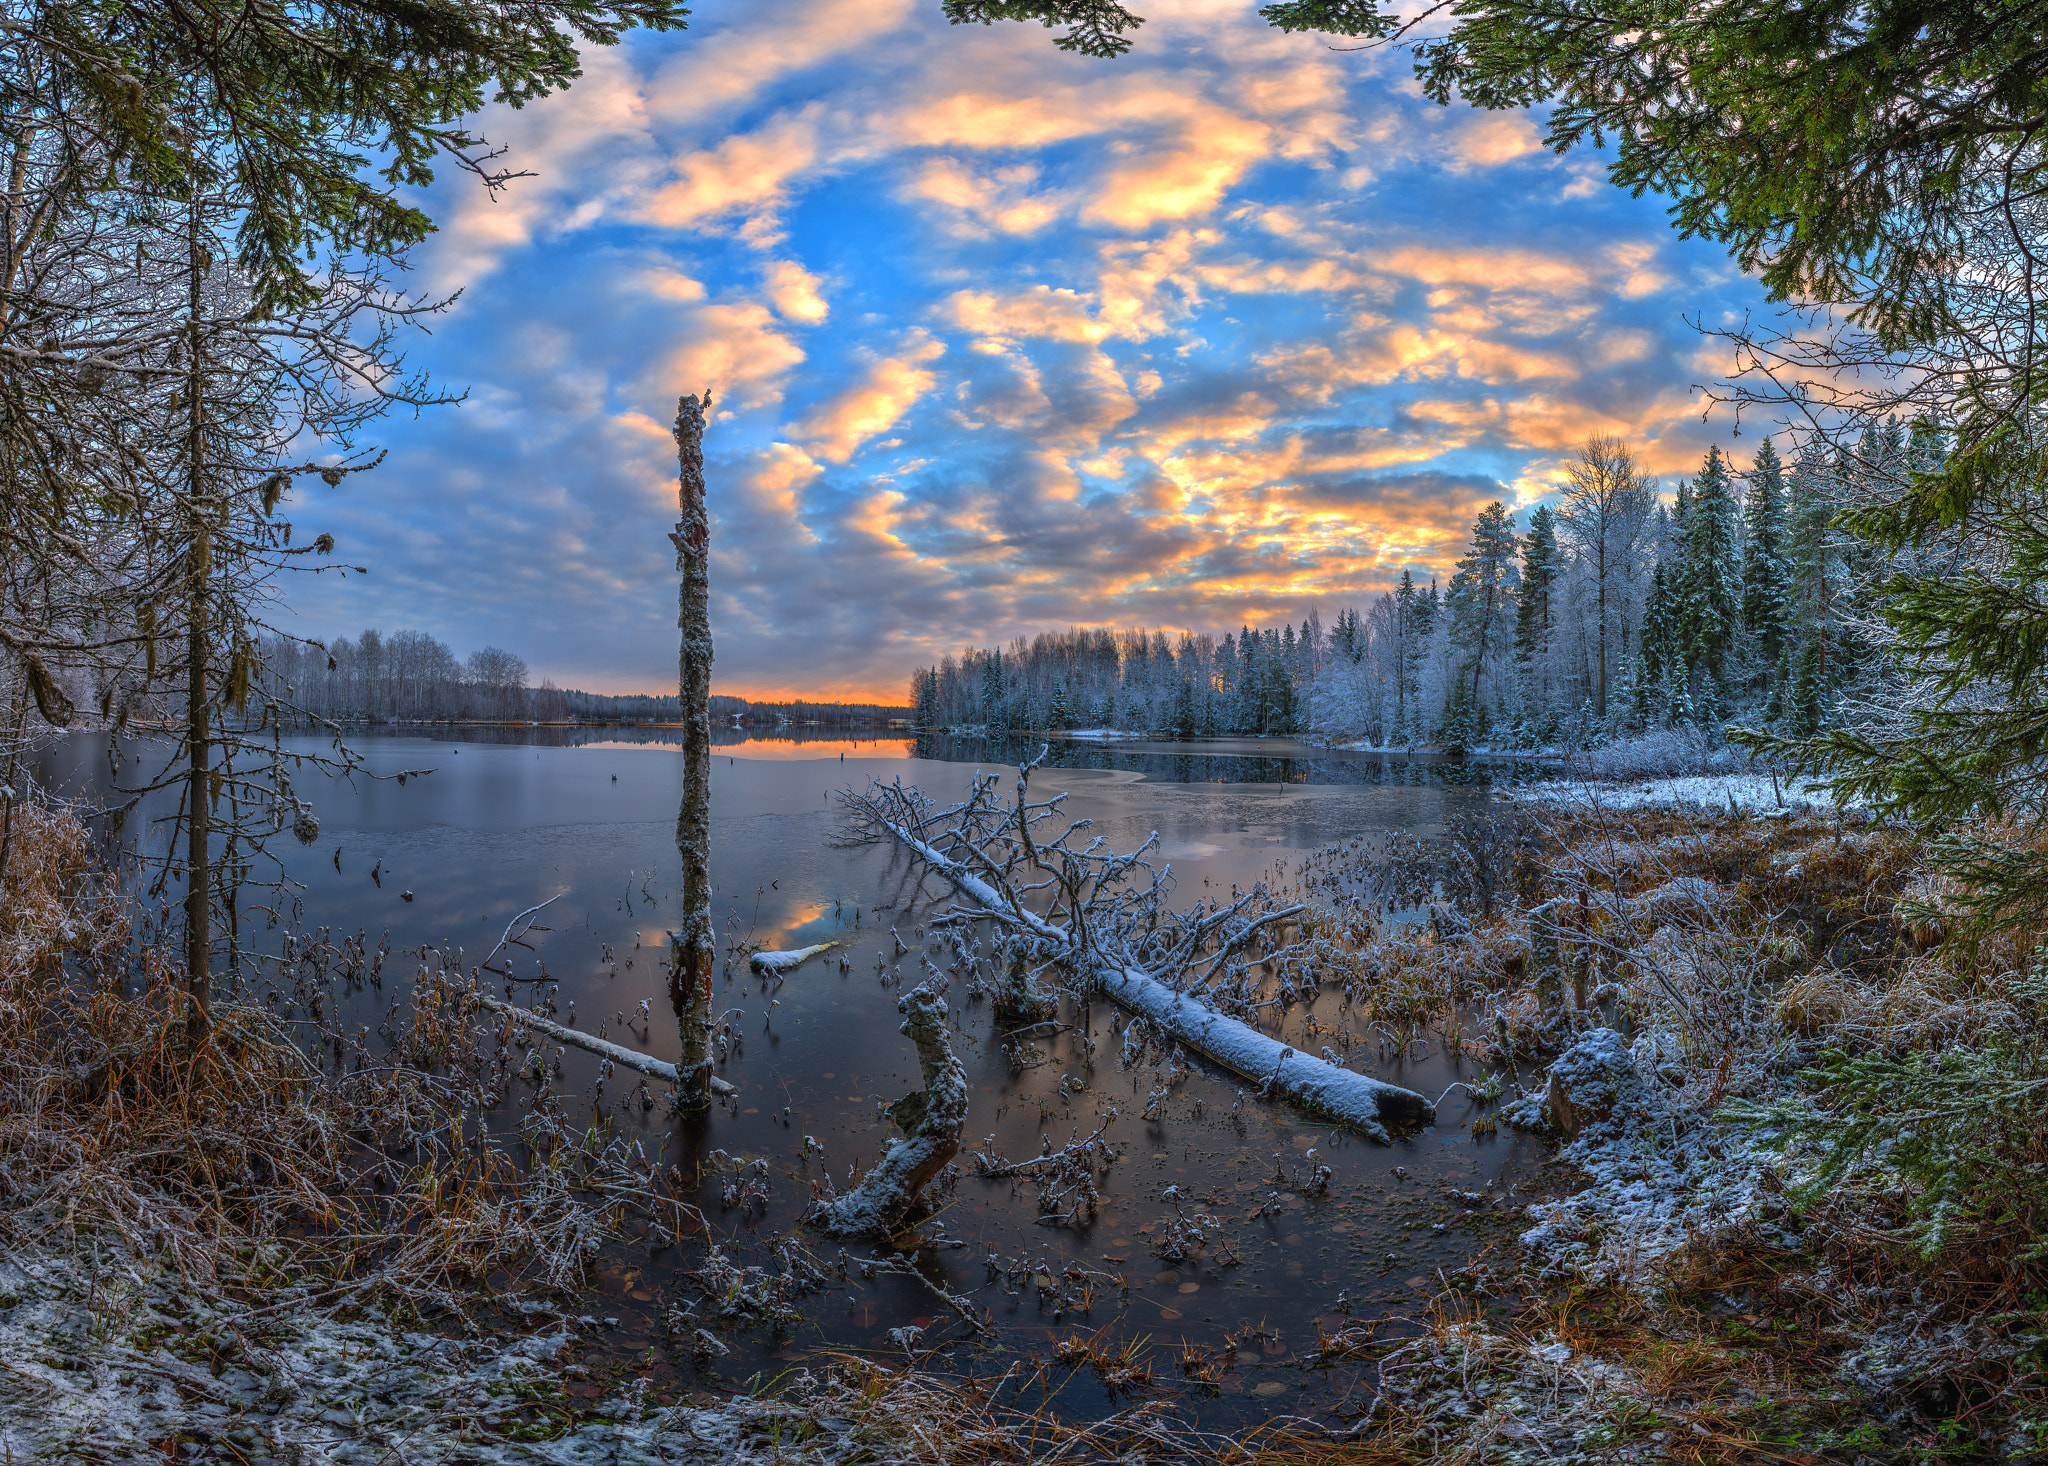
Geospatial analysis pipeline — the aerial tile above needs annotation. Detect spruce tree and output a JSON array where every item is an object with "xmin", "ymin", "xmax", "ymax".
[
  {"xmin": 1515, "ymin": 503, "xmax": 1561, "ymax": 723},
  {"xmin": 1394, "ymin": 571, "xmax": 1418, "ymax": 739},
  {"xmin": 1742, "ymin": 438, "xmax": 1793, "ymax": 698},
  {"xmin": 1642, "ymin": 559, "xmax": 1676, "ymax": 683},
  {"xmin": 1673, "ymin": 447, "xmax": 1743, "ymax": 710},
  {"xmin": 1447, "ymin": 502, "xmax": 1520, "ymax": 731},
  {"xmin": 981, "ymin": 649, "xmax": 1006, "ymax": 730},
  {"xmin": 1781, "ymin": 444, "xmax": 1840, "ymax": 727}
]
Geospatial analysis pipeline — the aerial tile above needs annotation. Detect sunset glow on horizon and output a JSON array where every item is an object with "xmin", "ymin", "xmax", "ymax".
[{"xmin": 278, "ymin": 0, "xmax": 1775, "ymax": 703}]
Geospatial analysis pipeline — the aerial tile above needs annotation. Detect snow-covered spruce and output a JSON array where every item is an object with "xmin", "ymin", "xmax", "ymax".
[
  {"xmin": 806, "ymin": 981, "xmax": 968, "ymax": 1237},
  {"xmin": 838, "ymin": 773, "xmax": 1432, "ymax": 1142}
]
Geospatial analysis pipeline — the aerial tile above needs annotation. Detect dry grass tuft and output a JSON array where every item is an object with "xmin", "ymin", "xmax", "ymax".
[{"xmin": 0, "ymin": 798, "xmax": 701, "ymax": 1317}]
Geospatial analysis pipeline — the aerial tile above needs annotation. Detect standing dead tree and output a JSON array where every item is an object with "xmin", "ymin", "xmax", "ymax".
[
  {"xmin": 837, "ymin": 771, "xmax": 1434, "ymax": 1141},
  {"xmin": 669, "ymin": 390, "xmax": 714, "ymax": 1107}
]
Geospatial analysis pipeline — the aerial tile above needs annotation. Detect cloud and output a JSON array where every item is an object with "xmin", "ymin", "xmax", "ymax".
[
  {"xmin": 763, "ymin": 260, "xmax": 830, "ymax": 323},
  {"xmin": 902, "ymin": 159, "xmax": 1064, "ymax": 236},
  {"xmin": 641, "ymin": 108, "xmax": 823, "ymax": 236},
  {"xmin": 424, "ymin": 45, "xmax": 656, "ymax": 290},
  {"xmin": 297, "ymin": 0, "xmax": 1773, "ymax": 700},
  {"xmin": 947, "ymin": 286, "xmax": 1113, "ymax": 345},
  {"xmin": 1452, "ymin": 113, "xmax": 1545, "ymax": 169},
  {"xmin": 793, "ymin": 335, "xmax": 945, "ymax": 462},
  {"xmin": 661, "ymin": 302, "xmax": 808, "ymax": 409},
  {"xmin": 1084, "ymin": 104, "xmax": 1273, "ymax": 230}
]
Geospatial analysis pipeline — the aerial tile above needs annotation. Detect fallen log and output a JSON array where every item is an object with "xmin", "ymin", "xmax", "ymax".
[
  {"xmin": 749, "ymin": 941, "xmax": 838, "ymax": 975},
  {"xmin": 806, "ymin": 982, "xmax": 966, "ymax": 1236},
  {"xmin": 471, "ymin": 989, "xmax": 736, "ymax": 1096},
  {"xmin": 864, "ymin": 804, "xmax": 1432, "ymax": 1142}
]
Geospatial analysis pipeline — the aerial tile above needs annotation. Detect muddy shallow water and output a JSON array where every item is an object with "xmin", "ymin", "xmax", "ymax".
[{"xmin": 35, "ymin": 727, "xmax": 1556, "ymax": 1428}]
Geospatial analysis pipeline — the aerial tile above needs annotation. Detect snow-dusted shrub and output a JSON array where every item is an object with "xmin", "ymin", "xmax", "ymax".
[{"xmin": 1564, "ymin": 726, "xmax": 1757, "ymax": 779}]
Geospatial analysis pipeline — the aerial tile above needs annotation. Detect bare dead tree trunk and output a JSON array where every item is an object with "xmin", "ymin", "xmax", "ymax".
[
  {"xmin": 806, "ymin": 982, "xmax": 967, "ymax": 1237},
  {"xmin": 183, "ymin": 201, "xmax": 211, "ymax": 1049},
  {"xmin": 670, "ymin": 391, "xmax": 714, "ymax": 1106}
]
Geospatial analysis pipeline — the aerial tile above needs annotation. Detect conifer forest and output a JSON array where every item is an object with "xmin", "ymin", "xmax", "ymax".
[
  {"xmin": 912, "ymin": 432, "xmax": 1882, "ymax": 752},
  {"xmin": 3, "ymin": 1, "xmax": 2048, "ymax": 1464}
]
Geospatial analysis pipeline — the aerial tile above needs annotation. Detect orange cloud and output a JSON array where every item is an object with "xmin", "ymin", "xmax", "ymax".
[
  {"xmin": 658, "ymin": 301, "xmax": 807, "ymax": 410},
  {"xmin": 903, "ymin": 159, "xmax": 1064, "ymax": 236},
  {"xmin": 642, "ymin": 108, "xmax": 821, "ymax": 234},
  {"xmin": 764, "ymin": 260, "xmax": 829, "ymax": 323},
  {"xmin": 794, "ymin": 336, "xmax": 945, "ymax": 463}
]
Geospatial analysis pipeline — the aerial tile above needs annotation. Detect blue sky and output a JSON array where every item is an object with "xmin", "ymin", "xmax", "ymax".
[{"xmin": 278, "ymin": 0, "xmax": 1772, "ymax": 700}]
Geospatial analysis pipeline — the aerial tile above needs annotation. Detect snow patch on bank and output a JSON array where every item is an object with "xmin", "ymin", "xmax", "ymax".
[
  {"xmin": 1512, "ymin": 1031, "xmax": 1787, "ymax": 1282},
  {"xmin": 0, "ymin": 1247, "xmax": 902, "ymax": 1464},
  {"xmin": 1509, "ymin": 772, "xmax": 1857, "ymax": 815}
]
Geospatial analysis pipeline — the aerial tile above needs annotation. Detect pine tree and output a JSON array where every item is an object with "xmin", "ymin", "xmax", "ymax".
[{"xmin": 1048, "ymin": 679, "xmax": 1073, "ymax": 730}]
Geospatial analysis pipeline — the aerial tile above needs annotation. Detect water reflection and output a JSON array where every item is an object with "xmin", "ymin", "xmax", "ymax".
[{"xmin": 31, "ymin": 725, "xmax": 1549, "ymax": 1429}]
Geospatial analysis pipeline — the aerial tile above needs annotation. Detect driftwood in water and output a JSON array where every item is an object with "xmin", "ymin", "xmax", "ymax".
[
  {"xmin": 471, "ymin": 990, "xmax": 735, "ymax": 1097},
  {"xmin": 839, "ymin": 771, "xmax": 1433, "ymax": 1143},
  {"xmin": 805, "ymin": 982, "xmax": 967, "ymax": 1237},
  {"xmin": 749, "ymin": 941, "xmax": 838, "ymax": 975}
]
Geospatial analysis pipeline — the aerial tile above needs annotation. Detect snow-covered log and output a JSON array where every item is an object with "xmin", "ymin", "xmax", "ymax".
[
  {"xmin": 1093, "ymin": 965, "xmax": 1430, "ymax": 1138},
  {"xmin": 470, "ymin": 989, "xmax": 736, "ymax": 1096},
  {"xmin": 807, "ymin": 982, "xmax": 967, "ymax": 1236},
  {"xmin": 749, "ymin": 941, "xmax": 838, "ymax": 975},
  {"xmin": 840, "ymin": 774, "xmax": 1433, "ymax": 1141}
]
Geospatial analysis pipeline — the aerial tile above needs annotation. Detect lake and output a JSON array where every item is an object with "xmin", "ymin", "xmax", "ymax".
[{"xmin": 34, "ymin": 726, "xmax": 1553, "ymax": 1427}]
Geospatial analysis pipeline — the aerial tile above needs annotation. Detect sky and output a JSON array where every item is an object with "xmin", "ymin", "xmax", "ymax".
[{"xmin": 278, "ymin": 0, "xmax": 1774, "ymax": 702}]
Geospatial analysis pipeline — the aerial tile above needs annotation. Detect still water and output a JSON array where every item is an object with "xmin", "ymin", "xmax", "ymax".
[{"xmin": 38, "ymin": 727, "xmax": 1553, "ymax": 1427}]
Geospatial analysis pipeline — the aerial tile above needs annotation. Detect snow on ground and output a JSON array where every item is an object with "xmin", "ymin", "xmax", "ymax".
[
  {"xmin": 1507, "ymin": 772, "xmax": 1856, "ymax": 814},
  {"xmin": 0, "ymin": 1246, "xmax": 897, "ymax": 1465},
  {"xmin": 1509, "ymin": 1029, "xmax": 1784, "ymax": 1283}
]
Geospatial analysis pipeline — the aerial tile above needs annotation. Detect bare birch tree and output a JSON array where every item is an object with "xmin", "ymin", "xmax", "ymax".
[{"xmin": 1558, "ymin": 436, "xmax": 1656, "ymax": 721}]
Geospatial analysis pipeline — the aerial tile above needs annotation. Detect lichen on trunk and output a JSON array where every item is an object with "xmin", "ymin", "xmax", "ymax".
[
  {"xmin": 670, "ymin": 390, "xmax": 715, "ymax": 1108},
  {"xmin": 806, "ymin": 982, "xmax": 967, "ymax": 1238}
]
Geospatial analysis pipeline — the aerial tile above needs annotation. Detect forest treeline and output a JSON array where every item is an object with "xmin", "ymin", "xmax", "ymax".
[
  {"xmin": 256, "ymin": 629, "xmax": 907, "ymax": 725},
  {"xmin": 914, "ymin": 429, "xmax": 1896, "ymax": 750}
]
